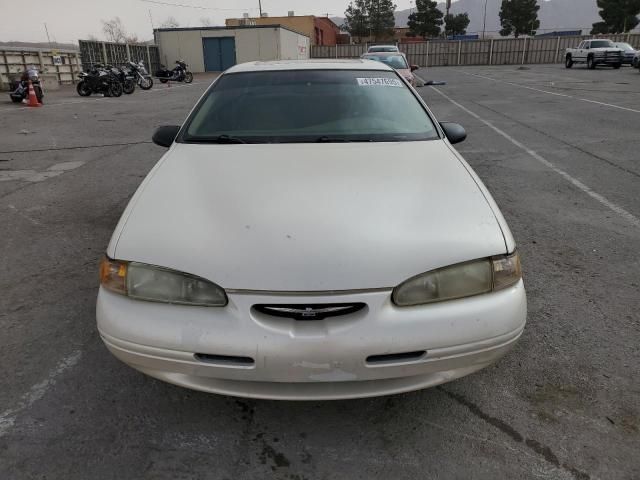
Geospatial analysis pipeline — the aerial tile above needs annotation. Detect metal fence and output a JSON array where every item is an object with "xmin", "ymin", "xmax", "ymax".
[
  {"xmin": 312, "ymin": 33, "xmax": 640, "ymax": 67},
  {"xmin": 78, "ymin": 40, "xmax": 160, "ymax": 73}
]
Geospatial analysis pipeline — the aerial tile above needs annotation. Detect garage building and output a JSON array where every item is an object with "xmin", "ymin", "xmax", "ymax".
[{"xmin": 154, "ymin": 25, "xmax": 310, "ymax": 73}]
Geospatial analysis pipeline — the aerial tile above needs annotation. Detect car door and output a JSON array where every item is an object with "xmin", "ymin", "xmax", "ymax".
[
  {"xmin": 574, "ymin": 41, "xmax": 585, "ymax": 61},
  {"xmin": 581, "ymin": 41, "xmax": 590, "ymax": 61}
]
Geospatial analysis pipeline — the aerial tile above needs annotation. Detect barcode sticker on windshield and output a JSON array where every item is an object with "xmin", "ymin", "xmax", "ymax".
[{"xmin": 357, "ymin": 77, "xmax": 403, "ymax": 87}]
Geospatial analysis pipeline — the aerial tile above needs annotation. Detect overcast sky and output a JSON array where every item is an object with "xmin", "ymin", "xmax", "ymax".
[{"xmin": 0, "ymin": 0, "xmax": 417, "ymax": 44}]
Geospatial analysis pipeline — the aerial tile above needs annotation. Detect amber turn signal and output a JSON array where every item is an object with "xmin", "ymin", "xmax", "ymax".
[{"xmin": 99, "ymin": 256, "xmax": 128, "ymax": 294}]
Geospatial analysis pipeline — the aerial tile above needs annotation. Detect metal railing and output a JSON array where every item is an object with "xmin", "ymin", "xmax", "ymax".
[{"xmin": 312, "ymin": 33, "xmax": 640, "ymax": 67}]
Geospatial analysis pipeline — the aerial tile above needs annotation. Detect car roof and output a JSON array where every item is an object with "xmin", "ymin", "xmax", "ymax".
[
  {"xmin": 369, "ymin": 45, "xmax": 397, "ymax": 48},
  {"xmin": 226, "ymin": 59, "xmax": 394, "ymax": 73},
  {"xmin": 362, "ymin": 52, "xmax": 406, "ymax": 57}
]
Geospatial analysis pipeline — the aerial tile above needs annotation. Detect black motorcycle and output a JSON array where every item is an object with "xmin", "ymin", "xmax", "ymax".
[
  {"xmin": 128, "ymin": 61, "xmax": 153, "ymax": 90},
  {"xmin": 108, "ymin": 64, "xmax": 136, "ymax": 94},
  {"xmin": 9, "ymin": 67, "xmax": 44, "ymax": 104},
  {"xmin": 76, "ymin": 64, "xmax": 123, "ymax": 97},
  {"xmin": 155, "ymin": 60, "xmax": 193, "ymax": 84}
]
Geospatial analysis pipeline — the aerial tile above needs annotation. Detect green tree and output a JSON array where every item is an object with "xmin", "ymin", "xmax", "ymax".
[
  {"xmin": 369, "ymin": 0, "xmax": 397, "ymax": 40},
  {"xmin": 344, "ymin": 0, "xmax": 397, "ymax": 40},
  {"xmin": 591, "ymin": 0, "xmax": 640, "ymax": 34},
  {"xmin": 408, "ymin": 0, "xmax": 443, "ymax": 39},
  {"xmin": 444, "ymin": 12, "xmax": 471, "ymax": 37},
  {"xmin": 499, "ymin": 0, "xmax": 540, "ymax": 38},
  {"xmin": 343, "ymin": 0, "xmax": 369, "ymax": 37}
]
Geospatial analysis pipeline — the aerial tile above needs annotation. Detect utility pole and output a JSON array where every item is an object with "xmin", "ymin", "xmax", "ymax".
[
  {"xmin": 44, "ymin": 23, "xmax": 52, "ymax": 48},
  {"xmin": 258, "ymin": 0, "xmax": 263, "ymax": 17},
  {"xmin": 482, "ymin": 0, "xmax": 488, "ymax": 39}
]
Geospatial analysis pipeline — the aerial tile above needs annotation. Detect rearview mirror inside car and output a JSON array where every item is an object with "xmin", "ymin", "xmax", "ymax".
[
  {"xmin": 440, "ymin": 122, "xmax": 467, "ymax": 145},
  {"xmin": 410, "ymin": 65, "xmax": 419, "ymax": 72},
  {"xmin": 152, "ymin": 125, "xmax": 181, "ymax": 148}
]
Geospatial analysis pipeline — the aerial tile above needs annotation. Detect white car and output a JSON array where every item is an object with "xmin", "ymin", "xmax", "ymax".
[
  {"xmin": 367, "ymin": 45, "xmax": 399, "ymax": 53},
  {"xmin": 97, "ymin": 60, "xmax": 527, "ymax": 400}
]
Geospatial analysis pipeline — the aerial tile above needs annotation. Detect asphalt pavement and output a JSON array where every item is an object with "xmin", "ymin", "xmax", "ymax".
[{"xmin": 1, "ymin": 65, "xmax": 638, "ymax": 479}]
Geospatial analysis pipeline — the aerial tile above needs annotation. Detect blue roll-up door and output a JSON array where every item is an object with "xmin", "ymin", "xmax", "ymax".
[{"xmin": 202, "ymin": 37, "xmax": 236, "ymax": 72}]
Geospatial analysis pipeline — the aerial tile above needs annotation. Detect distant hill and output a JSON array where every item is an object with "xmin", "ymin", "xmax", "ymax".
[
  {"xmin": 332, "ymin": 0, "xmax": 608, "ymax": 35},
  {"xmin": 0, "ymin": 41, "xmax": 78, "ymax": 50}
]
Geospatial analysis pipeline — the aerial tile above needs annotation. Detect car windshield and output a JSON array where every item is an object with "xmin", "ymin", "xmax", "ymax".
[
  {"xmin": 369, "ymin": 46, "xmax": 398, "ymax": 52},
  {"xmin": 363, "ymin": 54, "xmax": 409, "ymax": 69},
  {"xmin": 590, "ymin": 41, "xmax": 614, "ymax": 48},
  {"xmin": 182, "ymin": 70, "xmax": 438, "ymax": 143}
]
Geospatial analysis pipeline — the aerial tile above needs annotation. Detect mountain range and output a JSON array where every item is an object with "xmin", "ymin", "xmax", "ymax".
[{"xmin": 332, "ymin": 0, "xmax": 608, "ymax": 35}]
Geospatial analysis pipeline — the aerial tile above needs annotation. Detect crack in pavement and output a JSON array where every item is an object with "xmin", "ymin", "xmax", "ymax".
[{"xmin": 439, "ymin": 387, "xmax": 591, "ymax": 480}]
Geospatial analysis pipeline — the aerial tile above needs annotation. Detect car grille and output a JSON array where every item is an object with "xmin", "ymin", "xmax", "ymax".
[{"xmin": 254, "ymin": 303, "xmax": 366, "ymax": 320}]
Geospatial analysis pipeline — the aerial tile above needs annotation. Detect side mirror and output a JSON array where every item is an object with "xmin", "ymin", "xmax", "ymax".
[
  {"xmin": 410, "ymin": 65, "xmax": 419, "ymax": 72},
  {"xmin": 440, "ymin": 122, "xmax": 467, "ymax": 145},
  {"xmin": 152, "ymin": 125, "xmax": 181, "ymax": 148}
]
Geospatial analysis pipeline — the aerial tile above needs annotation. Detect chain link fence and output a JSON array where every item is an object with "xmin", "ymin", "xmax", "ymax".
[{"xmin": 312, "ymin": 34, "xmax": 640, "ymax": 67}]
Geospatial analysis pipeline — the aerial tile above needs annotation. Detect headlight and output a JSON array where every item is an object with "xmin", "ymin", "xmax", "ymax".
[
  {"xmin": 99, "ymin": 256, "xmax": 227, "ymax": 306},
  {"xmin": 392, "ymin": 251, "xmax": 521, "ymax": 307}
]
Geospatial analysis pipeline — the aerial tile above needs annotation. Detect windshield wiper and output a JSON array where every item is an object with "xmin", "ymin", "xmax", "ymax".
[
  {"xmin": 315, "ymin": 136, "xmax": 373, "ymax": 143},
  {"xmin": 203, "ymin": 135, "xmax": 247, "ymax": 144}
]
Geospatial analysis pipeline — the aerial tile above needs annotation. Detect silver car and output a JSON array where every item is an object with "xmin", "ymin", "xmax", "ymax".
[
  {"xmin": 614, "ymin": 42, "xmax": 637, "ymax": 65},
  {"xmin": 97, "ymin": 60, "xmax": 527, "ymax": 400}
]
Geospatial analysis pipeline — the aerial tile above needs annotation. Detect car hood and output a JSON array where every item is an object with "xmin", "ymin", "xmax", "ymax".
[{"xmin": 110, "ymin": 141, "xmax": 509, "ymax": 291}]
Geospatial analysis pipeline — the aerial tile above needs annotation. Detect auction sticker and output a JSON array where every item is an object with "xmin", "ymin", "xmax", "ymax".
[{"xmin": 357, "ymin": 77, "xmax": 403, "ymax": 87}]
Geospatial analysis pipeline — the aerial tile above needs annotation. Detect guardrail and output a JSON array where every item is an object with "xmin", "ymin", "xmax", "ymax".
[{"xmin": 312, "ymin": 33, "xmax": 640, "ymax": 67}]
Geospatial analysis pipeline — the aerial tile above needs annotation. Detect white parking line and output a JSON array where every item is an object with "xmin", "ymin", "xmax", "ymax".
[
  {"xmin": 0, "ymin": 350, "xmax": 82, "ymax": 437},
  {"xmin": 431, "ymin": 86, "xmax": 640, "ymax": 228},
  {"xmin": 459, "ymin": 71, "xmax": 640, "ymax": 114}
]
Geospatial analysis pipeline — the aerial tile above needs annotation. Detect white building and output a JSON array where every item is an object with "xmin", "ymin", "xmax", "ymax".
[{"xmin": 154, "ymin": 25, "xmax": 310, "ymax": 73}]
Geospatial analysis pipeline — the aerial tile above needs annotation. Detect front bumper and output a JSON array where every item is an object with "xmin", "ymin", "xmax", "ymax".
[
  {"xmin": 594, "ymin": 55, "xmax": 622, "ymax": 65},
  {"xmin": 97, "ymin": 281, "xmax": 526, "ymax": 400}
]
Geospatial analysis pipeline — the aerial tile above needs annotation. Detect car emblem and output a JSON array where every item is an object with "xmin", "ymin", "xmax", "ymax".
[{"xmin": 255, "ymin": 303, "xmax": 366, "ymax": 320}]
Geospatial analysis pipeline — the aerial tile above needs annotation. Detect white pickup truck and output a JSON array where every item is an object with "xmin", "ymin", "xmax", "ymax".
[{"xmin": 565, "ymin": 39, "xmax": 624, "ymax": 69}]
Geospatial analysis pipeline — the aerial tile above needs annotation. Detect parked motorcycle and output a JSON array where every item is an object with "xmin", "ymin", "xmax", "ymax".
[
  {"xmin": 155, "ymin": 60, "xmax": 193, "ymax": 83},
  {"xmin": 9, "ymin": 66, "xmax": 44, "ymax": 104},
  {"xmin": 108, "ymin": 64, "xmax": 136, "ymax": 94},
  {"xmin": 128, "ymin": 60, "xmax": 153, "ymax": 90},
  {"xmin": 76, "ymin": 64, "xmax": 123, "ymax": 97}
]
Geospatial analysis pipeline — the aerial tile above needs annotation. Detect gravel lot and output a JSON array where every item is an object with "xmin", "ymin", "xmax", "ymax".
[{"xmin": 1, "ymin": 65, "xmax": 638, "ymax": 480}]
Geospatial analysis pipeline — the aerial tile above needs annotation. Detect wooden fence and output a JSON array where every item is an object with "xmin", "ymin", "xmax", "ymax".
[
  {"xmin": 78, "ymin": 40, "xmax": 161, "ymax": 74},
  {"xmin": 0, "ymin": 47, "xmax": 82, "ymax": 89},
  {"xmin": 312, "ymin": 33, "xmax": 640, "ymax": 67}
]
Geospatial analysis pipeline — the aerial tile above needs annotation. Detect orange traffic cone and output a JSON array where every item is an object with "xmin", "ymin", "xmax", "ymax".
[{"xmin": 27, "ymin": 80, "xmax": 41, "ymax": 107}]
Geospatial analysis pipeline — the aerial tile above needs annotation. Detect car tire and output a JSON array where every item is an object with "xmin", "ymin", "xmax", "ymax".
[
  {"xmin": 565, "ymin": 56, "xmax": 573, "ymax": 68},
  {"xmin": 587, "ymin": 56, "xmax": 596, "ymax": 70},
  {"xmin": 613, "ymin": 63, "xmax": 621, "ymax": 69}
]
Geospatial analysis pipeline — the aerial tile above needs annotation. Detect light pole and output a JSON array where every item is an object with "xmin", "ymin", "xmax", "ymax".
[{"xmin": 482, "ymin": 0, "xmax": 488, "ymax": 39}]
